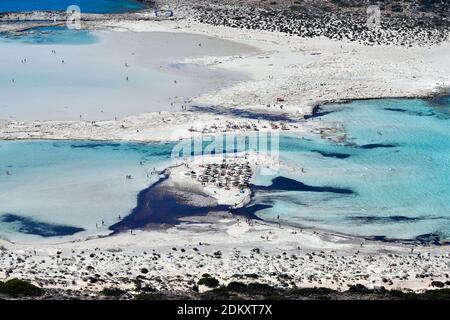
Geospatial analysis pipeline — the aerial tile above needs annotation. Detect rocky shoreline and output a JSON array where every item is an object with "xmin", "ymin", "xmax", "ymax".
[
  {"xmin": 2, "ymin": 0, "xmax": 449, "ymax": 46},
  {"xmin": 1, "ymin": 215, "xmax": 449, "ymax": 300},
  {"xmin": 167, "ymin": 0, "xmax": 449, "ymax": 46}
]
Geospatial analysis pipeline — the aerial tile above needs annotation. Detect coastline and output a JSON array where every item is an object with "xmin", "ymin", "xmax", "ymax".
[
  {"xmin": 1, "ymin": 7, "xmax": 450, "ymax": 298},
  {"xmin": 1, "ymin": 142, "xmax": 449, "ymax": 295},
  {"xmin": 1, "ymin": 213, "xmax": 449, "ymax": 296},
  {"xmin": 1, "ymin": 16, "xmax": 449, "ymax": 140}
]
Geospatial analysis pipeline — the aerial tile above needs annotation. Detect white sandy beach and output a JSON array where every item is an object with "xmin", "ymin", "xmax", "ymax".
[
  {"xmin": 1, "ymin": 15, "xmax": 449, "ymax": 295},
  {"xmin": 1, "ymin": 216, "xmax": 448, "ymax": 294},
  {"xmin": 1, "ymin": 18, "xmax": 449, "ymax": 140}
]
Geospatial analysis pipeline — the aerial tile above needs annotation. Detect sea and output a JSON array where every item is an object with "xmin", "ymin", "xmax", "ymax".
[
  {"xmin": 0, "ymin": 97, "xmax": 449, "ymax": 243},
  {"xmin": 0, "ymin": 0, "xmax": 146, "ymax": 14},
  {"xmin": 0, "ymin": 1, "xmax": 448, "ymax": 244}
]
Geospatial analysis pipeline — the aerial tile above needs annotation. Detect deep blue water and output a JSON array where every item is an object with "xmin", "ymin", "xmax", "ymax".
[{"xmin": 0, "ymin": 0, "xmax": 146, "ymax": 14}]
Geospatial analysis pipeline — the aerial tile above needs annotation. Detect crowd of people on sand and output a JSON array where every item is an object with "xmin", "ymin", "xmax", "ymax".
[
  {"xmin": 185, "ymin": 158, "xmax": 253, "ymax": 192},
  {"xmin": 188, "ymin": 120, "xmax": 298, "ymax": 134}
]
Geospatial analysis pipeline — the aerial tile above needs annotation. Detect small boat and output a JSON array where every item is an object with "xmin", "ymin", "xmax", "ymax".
[{"xmin": 155, "ymin": 10, "xmax": 174, "ymax": 18}]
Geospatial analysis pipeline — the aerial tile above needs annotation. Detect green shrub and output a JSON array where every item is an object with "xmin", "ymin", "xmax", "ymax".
[
  {"xmin": 347, "ymin": 284, "xmax": 370, "ymax": 293},
  {"xmin": 208, "ymin": 286, "xmax": 232, "ymax": 299},
  {"xmin": 0, "ymin": 278, "xmax": 44, "ymax": 297},
  {"xmin": 291, "ymin": 287, "xmax": 337, "ymax": 297},
  {"xmin": 388, "ymin": 289, "xmax": 405, "ymax": 298},
  {"xmin": 135, "ymin": 293, "xmax": 164, "ymax": 300},
  {"xmin": 226, "ymin": 281, "xmax": 248, "ymax": 293},
  {"xmin": 198, "ymin": 276, "xmax": 220, "ymax": 288},
  {"xmin": 416, "ymin": 289, "xmax": 450, "ymax": 300},
  {"xmin": 431, "ymin": 281, "xmax": 445, "ymax": 288},
  {"xmin": 246, "ymin": 283, "xmax": 277, "ymax": 296},
  {"xmin": 100, "ymin": 287, "xmax": 126, "ymax": 297}
]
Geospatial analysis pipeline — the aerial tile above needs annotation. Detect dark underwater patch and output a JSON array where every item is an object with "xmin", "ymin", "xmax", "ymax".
[
  {"xmin": 311, "ymin": 150, "xmax": 351, "ymax": 159},
  {"xmin": 425, "ymin": 94, "xmax": 450, "ymax": 107},
  {"xmin": 70, "ymin": 142, "xmax": 122, "ymax": 149},
  {"xmin": 110, "ymin": 170, "xmax": 231, "ymax": 232},
  {"xmin": 303, "ymin": 105, "xmax": 336, "ymax": 120},
  {"xmin": 370, "ymin": 233, "xmax": 444, "ymax": 246},
  {"xmin": 231, "ymin": 204, "xmax": 272, "ymax": 219},
  {"xmin": 0, "ymin": 214, "xmax": 84, "ymax": 237},
  {"xmin": 347, "ymin": 215, "xmax": 420, "ymax": 224},
  {"xmin": 384, "ymin": 107, "xmax": 434, "ymax": 117},
  {"xmin": 252, "ymin": 176, "xmax": 354, "ymax": 195},
  {"xmin": 359, "ymin": 143, "xmax": 397, "ymax": 149},
  {"xmin": 384, "ymin": 107, "xmax": 408, "ymax": 113}
]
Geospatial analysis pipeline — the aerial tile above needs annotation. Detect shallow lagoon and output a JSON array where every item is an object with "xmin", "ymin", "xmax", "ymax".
[
  {"xmin": 253, "ymin": 97, "xmax": 450, "ymax": 241},
  {"xmin": 0, "ymin": 140, "xmax": 175, "ymax": 243},
  {"xmin": 0, "ymin": 99, "xmax": 449, "ymax": 243},
  {"xmin": 0, "ymin": 30, "xmax": 254, "ymax": 121}
]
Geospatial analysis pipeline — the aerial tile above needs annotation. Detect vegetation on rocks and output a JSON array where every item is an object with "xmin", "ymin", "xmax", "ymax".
[
  {"xmin": 198, "ymin": 275, "xmax": 220, "ymax": 288},
  {"xmin": 0, "ymin": 278, "xmax": 44, "ymax": 297},
  {"xmin": 100, "ymin": 287, "xmax": 127, "ymax": 297}
]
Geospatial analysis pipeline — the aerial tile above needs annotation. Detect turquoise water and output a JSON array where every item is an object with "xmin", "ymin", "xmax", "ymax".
[
  {"xmin": 0, "ymin": 141, "xmax": 174, "ymax": 243},
  {"xmin": 252, "ymin": 97, "xmax": 450, "ymax": 241},
  {"xmin": 0, "ymin": 26, "xmax": 99, "ymax": 45},
  {"xmin": 0, "ymin": 0, "xmax": 146, "ymax": 13},
  {"xmin": 0, "ymin": 98, "xmax": 448, "ymax": 242}
]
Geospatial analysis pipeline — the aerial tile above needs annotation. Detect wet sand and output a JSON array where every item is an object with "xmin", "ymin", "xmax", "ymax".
[{"xmin": 0, "ymin": 30, "xmax": 256, "ymax": 121}]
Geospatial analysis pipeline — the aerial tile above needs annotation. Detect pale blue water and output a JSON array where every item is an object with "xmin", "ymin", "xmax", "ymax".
[
  {"xmin": 0, "ymin": 31, "xmax": 252, "ymax": 121},
  {"xmin": 0, "ymin": 0, "xmax": 146, "ymax": 13},
  {"xmin": 253, "ymin": 97, "xmax": 450, "ymax": 241},
  {"xmin": 0, "ymin": 141, "xmax": 174, "ymax": 243},
  {"xmin": 0, "ymin": 98, "xmax": 448, "ymax": 242},
  {"xmin": 0, "ymin": 26, "xmax": 99, "ymax": 45}
]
